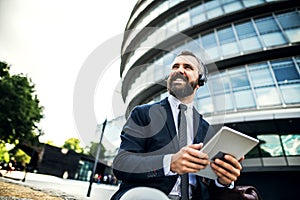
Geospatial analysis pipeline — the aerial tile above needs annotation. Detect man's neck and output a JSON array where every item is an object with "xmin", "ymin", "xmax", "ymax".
[{"xmin": 173, "ymin": 93, "xmax": 195, "ymax": 104}]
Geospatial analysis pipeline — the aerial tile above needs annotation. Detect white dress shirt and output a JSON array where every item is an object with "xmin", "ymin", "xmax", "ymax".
[{"xmin": 163, "ymin": 95, "xmax": 233, "ymax": 197}]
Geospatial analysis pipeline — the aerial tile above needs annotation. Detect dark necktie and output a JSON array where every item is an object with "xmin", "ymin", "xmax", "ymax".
[{"xmin": 178, "ymin": 104, "xmax": 189, "ymax": 200}]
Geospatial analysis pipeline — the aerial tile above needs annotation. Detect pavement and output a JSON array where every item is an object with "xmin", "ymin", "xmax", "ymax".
[{"xmin": 0, "ymin": 170, "xmax": 119, "ymax": 200}]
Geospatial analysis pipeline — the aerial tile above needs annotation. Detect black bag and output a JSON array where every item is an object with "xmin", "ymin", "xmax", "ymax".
[{"xmin": 211, "ymin": 185, "xmax": 262, "ymax": 200}]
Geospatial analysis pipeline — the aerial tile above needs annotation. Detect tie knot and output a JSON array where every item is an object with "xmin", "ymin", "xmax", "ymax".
[{"xmin": 178, "ymin": 104, "xmax": 187, "ymax": 111}]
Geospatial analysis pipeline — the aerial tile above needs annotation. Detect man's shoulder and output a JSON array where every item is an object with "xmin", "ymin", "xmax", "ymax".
[{"xmin": 132, "ymin": 98, "xmax": 168, "ymax": 112}]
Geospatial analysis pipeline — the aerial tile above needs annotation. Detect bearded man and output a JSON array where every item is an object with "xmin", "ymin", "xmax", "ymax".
[{"xmin": 111, "ymin": 51, "xmax": 243, "ymax": 200}]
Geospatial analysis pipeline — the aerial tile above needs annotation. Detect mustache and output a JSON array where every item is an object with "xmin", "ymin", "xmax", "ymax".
[{"xmin": 168, "ymin": 72, "xmax": 188, "ymax": 82}]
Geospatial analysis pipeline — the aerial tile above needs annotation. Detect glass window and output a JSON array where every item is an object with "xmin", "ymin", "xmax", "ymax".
[
  {"xmin": 202, "ymin": 32, "xmax": 217, "ymax": 48},
  {"xmin": 271, "ymin": 59, "xmax": 300, "ymax": 83},
  {"xmin": 276, "ymin": 9, "xmax": 300, "ymax": 43},
  {"xmin": 220, "ymin": 42, "xmax": 239, "ymax": 57},
  {"xmin": 279, "ymin": 84, "xmax": 300, "ymax": 104},
  {"xmin": 205, "ymin": 0, "xmax": 223, "ymax": 19},
  {"xmin": 236, "ymin": 21, "xmax": 257, "ymax": 39},
  {"xmin": 248, "ymin": 63, "xmax": 275, "ymax": 87},
  {"xmin": 239, "ymin": 37, "xmax": 262, "ymax": 52},
  {"xmin": 281, "ymin": 135, "xmax": 300, "ymax": 156},
  {"xmin": 163, "ymin": 52, "xmax": 176, "ymax": 68},
  {"xmin": 215, "ymin": 92, "xmax": 234, "ymax": 111},
  {"xmin": 233, "ymin": 89, "xmax": 255, "ymax": 109},
  {"xmin": 218, "ymin": 26, "xmax": 239, "ymax": 56},
  {"xmin": 285, "ymin": 28, "xmax": 300, "ymax": 43},
  {"xmin": 255, "ymin": 16, "xmax": 287, "ymax": 47},
  {"xmin": 209, "ymin": 73, "xmax": 227, "ymax": 93},
  {"xmin": 190, "ymin": 4, "xmax": 206, "ymax": 25},
  {"xmin": 236, "ymin": 21, "xmax": 262, "ymax": 51},
  {"xmin": 222, "ymin": 0, "xmax": 243, "ymax": 13},
  {"xmin": 260, "ymin": 32, "xmax": 286, "ymax": 47},
  {"xmin": 229, "ymin": 68, "xmax": 250, "ymax": 89},
  {"xmin": 277, "ymin": 11, "xmax": 300, "ymax": 30},
  {"xmin": 196, "ymin": 84, "xmax": 210, "ymax": 98},
  {"xmin": 218, "ymin": 26, "xmax": 236, "ymax": 44},
  {"xmin": 166, "ymin": 17, "xmax": 178, "ymax": 33},
  {"xmin": 197, "ymin": 96, "xmax": 214, "ymax": 114},
  {"xmin": 255, "ymin": 87, "xmax": 281, "ymax": 107},
  {"xmin": 202, "ymin": 32, "xmax": 220, "ymax": 60},
  {"xmin": 257, "ymin": 135, "xmax": 284, "ymax": 157},
  {"xmin": 243, "ymin": 0, "xmax": 264, "ymax": 7},
  {"xmin": 177, "ymin": 11, "xmax": 191, "ymax": 31}
]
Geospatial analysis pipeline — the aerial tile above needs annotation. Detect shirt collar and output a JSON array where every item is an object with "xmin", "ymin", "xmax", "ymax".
[{"xmin": 168, "ymin": 95, "xmax": 193, "ymax": 110}]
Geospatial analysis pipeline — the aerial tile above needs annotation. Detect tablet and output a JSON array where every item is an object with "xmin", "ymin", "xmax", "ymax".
[{"xmin": 193, "ymin": 126, "xmax": 259, "ymax": 179}]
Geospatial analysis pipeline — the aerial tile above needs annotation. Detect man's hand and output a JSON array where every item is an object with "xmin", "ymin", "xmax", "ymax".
[
  {"xmin": 211, "ymin": 154, "xmax": 244, "ymax": 186},
  {"xmin": 170, "ymin": 143, "xmax": 209, "ymax": 175}
]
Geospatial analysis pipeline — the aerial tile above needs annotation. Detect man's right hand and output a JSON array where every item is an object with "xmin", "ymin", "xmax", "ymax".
[{"xmin": 170, "ymin": 143, "xmax": 209, "ymax": 174}]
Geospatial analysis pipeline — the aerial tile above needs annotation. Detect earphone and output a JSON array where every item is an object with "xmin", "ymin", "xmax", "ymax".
[{"xmin": 197, "ymin": 61, "xmax": 208, "ymax": 86}]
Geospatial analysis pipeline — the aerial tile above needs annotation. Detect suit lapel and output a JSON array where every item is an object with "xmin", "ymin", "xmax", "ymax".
[
  {"xmin": 193, "ymin": 108, "xmax": 207, "ymax": 144},
  {"xmin": 160, "ymin": 98, "xmax": 179, "ymax": 150}
]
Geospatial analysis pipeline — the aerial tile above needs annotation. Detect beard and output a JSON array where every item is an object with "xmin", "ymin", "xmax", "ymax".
[{"xmin": 167, "ymin": 72, "xmax": 198, "ymax": 99}]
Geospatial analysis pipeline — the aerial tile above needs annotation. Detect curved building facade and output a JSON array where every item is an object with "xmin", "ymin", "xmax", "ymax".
[{"xmin": 112, "ymin": 0, "xmax": 300, "ymax": 199}]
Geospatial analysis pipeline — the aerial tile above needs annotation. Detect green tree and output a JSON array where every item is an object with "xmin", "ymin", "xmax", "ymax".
[
  {"xmin": 0, "ymin": 141, "xmax": 10, "ymax": 163},
  {"xmin": 62, "ymin": 138, "xmax": 84, "ymax": 153},
  {"xmin": 88, "ymin": 141, "xmax": 106, "ymax": 160},
  {"xmin": 0, "ymin": 61, "xmax": 44, "ymax": 144}
]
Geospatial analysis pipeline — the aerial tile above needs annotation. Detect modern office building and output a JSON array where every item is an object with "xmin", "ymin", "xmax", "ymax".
[{"xmin": 104, "ymin": 0, "xmax": 300, "ymax": 199}]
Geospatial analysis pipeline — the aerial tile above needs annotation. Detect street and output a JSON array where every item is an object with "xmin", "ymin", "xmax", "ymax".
[{"xmin": 1, "ymin": 170, "xmax": 118, "ymax": 200}]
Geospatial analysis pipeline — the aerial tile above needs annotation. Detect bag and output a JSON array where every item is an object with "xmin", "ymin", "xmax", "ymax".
[
  {"xmin": 234, "ymin": 186, "xmax": 262, "ymax": 200},
  {"xmin": 211, "ymin": 185, "xmax": 262, "ymax": 200}
]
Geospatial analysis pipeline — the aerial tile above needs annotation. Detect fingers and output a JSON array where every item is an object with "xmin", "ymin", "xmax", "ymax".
[
  {"xmin": 211, "ymin": 154, "xmax": 242, "ymax": 184},
  {"xmin": 171, "ymin": 144, "xmax": 209, "ymax": 174}
]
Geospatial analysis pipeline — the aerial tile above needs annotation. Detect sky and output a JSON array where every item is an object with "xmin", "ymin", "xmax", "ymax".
[{"xmin": 0, "ymin": 0, "xmax": 137, "ymax": 146}]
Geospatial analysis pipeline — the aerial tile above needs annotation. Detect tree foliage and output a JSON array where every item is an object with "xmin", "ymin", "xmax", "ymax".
[
  {"xmin": 0, "ymin": 61, "xmax": 44, "ymax": 144},
  {"xmin": 88, "ymin": 141, "xmax": 106, "ymax": 159},
  {"xmin": 62, "ymin": 138, "xmax": 84, "ymax": 154}
]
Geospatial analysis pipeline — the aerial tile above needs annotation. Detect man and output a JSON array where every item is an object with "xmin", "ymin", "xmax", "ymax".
[{"xmin": 111, "ymin": 51, "xmax": 243, "ymax": 200}]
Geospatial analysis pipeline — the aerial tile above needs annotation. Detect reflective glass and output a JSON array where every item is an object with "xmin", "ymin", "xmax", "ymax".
[
  {"xmin": 222, "ymin": 0, "xmax": 243, "ymax": 13},
  {"xmin": 233, "ymin": 89, "xmax": 255, "ymax": 109},
  {"xmin": 218, "ymin": 26, "xmax": 236, "ymax": 44},
  {"xmin": 196, "ymin": 83, "xmax": 210, "ymax": 98},
  {"xmin": 190, "ymin": 5, "xmax": 206, "ymax": 25},
  {"xmin": 240, "ymin": 37, "xmax": 262, "ymax": 52},
  {"xmin": 202, "ymin": 32, "xmax": 220, "ymax": 60},
  {"xmin": 215, "ymin": 92, "xmax": 234, "ymax": 111},
  {"xmin": 281, "ymin": 135, "xmax": 300, "ymax": 156},
  {"xmin": 255, "ymin": 87, "xmax": 281, "ymax": 107},
  {"xmin": 229, "ymin": 68, "xmax": 250, "ymax": 89},
  {"xmin": 249, "ymin": 63, "xmax": 274, "ymax": 87},
  {"xmin": 206, "ymin": 47, "xmax": 220, "ymax": 60},
  {"xmin": 271, "ymin": 59, "xmax": 300, "ymax": 83},
  {"xmin": 279, "ymin": 84, "xmax": 300, "ymax": 104},
  {"xmin": 205, "ymin": 0, "xmax": 223, "ymax": 19},
  {"xmin": 285, "ymin": 28, "xmax": 300, "ymax": 43},
  {"xmin": 197, "ymin": 96, "xmax": 214, "ymax": 113},
  {"xmin": 243, "ymin": 0, "xmax": 264, "ymax": 7},
  {"xmin": 277, "ymin": 11, "xmax": 300, "ymax": 29},
  {"xmin": 178, "ymin": 11, "xmax": 190, "ymax": 31},
  {"xmin": 202, "ymin": 32, "xmax": 217, "ymax": 48},
  {"xmin": 221, "ymin": 42, "xmax": 239, "ymax": 57},
  {"xmin": 257, "ymin": 135, "xmax": 284, "ymax": 157},
  {"xmin": 236, "ymin": 21, "xmax": 262, "ymax": 51},
  {"xmin": 255, "ymin": 16, "xmax": 287, "ymax": 46},
  {"xmin": 236, "ymin": 21, "xmax": 257, "ymax": 39},
  {"xmin": 260, "ymin": 32, "xmax": 286, "ymax": 47}
]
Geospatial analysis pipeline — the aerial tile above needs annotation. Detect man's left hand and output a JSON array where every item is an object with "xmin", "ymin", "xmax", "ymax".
[{"xmin": 211, "ymin": 155, "xmax": 244, "ymax": 186}]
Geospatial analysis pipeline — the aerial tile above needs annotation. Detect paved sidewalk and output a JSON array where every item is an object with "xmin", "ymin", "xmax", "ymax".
[{"xmin": 0, "ymin": 170, "xmax": 118, "ymax": 200}]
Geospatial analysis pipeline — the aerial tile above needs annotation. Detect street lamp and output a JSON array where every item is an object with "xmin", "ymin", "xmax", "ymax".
[{"xmin": 87, "ymin": 119, "xmax": 107, "ymax": 197}]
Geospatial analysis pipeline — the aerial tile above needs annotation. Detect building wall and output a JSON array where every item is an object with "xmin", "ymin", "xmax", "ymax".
[{"xmin": 110, "ymin": 1, "xmax": 300, "ymax": 199}]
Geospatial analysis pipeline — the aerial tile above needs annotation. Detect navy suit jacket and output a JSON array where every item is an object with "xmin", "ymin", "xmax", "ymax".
[{"xmin": 111, "ymin": 97, "xmax": 217, "ymax": 200}]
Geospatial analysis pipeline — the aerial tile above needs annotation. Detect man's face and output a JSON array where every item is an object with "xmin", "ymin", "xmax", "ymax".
[{"xmin": 167, "ymin": 55, "xmax": 200, "ymax": 99}]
